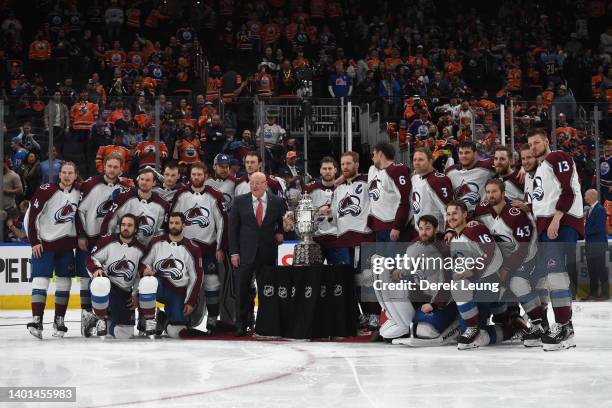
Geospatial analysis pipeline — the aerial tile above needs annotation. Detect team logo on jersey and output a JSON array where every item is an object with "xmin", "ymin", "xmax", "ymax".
[
  {"xmin": 412, "ymin": 191, "xmax": 422, "ymax": 214},
  {"xmin": 532, "ymin": 177, "xmax": 544, "ymax": 201},
  {"xmin": 368, "ymin": 178, "xmax": 381, "ymax": 201},
  {"xmin": 96, "ymin": 198, "xmax": 115, "ymax": 218},
  {"xmin": 54, "ymin": 201, "xmax": 78, "ymax": 224},
  {"xmin": 107, "ymin": 256, "xmax": 136, "ymax": 282},
  {"xmin": 137, "ymin": 215, "xmax": 157, "ymax": 236},
  {"xmin": 154, "ymin": 255, "xmax": 185, "ymax": 280},
  {"xmin": 602, "ymin": 162, "xmax": 610, "ymax": 176},
  {"xmin": 278, "ymin": 286, "xmax": 287, "ymax": 299},
  {"xmin": 454, "ymin": 181, "xmax": 480, "ymax": 206},
  {"xmin": 222, "ymin": 193, "xmax": 233, "ymax": 212},
  {"xmin": 509, "ymin": 207, "xmax": 521, "ymax": 216},
  {"xmin": 338, "ymin": 193, "xmax": 361, "ymax": 217},
  {"xmin": 144, "ymin": 145, "xmax": 156, "ymax": 154},
  {"xmin": 185, "ymin": 146, "xmax": 197, "ymax": 157},
  {"xmin": 263, "ymin": 285, "xmax": 274, "ymax": 297},
  {"xmin": 185, "ymin": 205, "xmax": 211, "ymax": 228}
]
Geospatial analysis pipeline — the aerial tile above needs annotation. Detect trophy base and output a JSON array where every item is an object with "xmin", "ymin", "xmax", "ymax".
[{"xmin": 293, "ymin": 243, "xmax": 323, "ymax": 266}]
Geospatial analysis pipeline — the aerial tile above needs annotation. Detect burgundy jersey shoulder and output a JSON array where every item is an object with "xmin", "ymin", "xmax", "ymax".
[
  {"xmin": 204, "ymin": 185, "xmax": 226, "ymax": 205},
  {"xmin": 477, "ymin": 158, "xmax": 495, "ymax": 171},
  {"xmin": 303, "ymin": 180, "xmax": 320, "ymax": 194},
  {"xmin": 461, "ymin": 223, "xmax": 494, "ymax": 242},
  {"xmin": 503, "ymin": 169, "xmax": 524, "ymax": 189},
  {"xmin": 115, "ymin": 187, "xmax": 139, "ymax": 207},
  {"xmin": 500, "ymin": 205, "xmax": 532, "ymax": 231},
  {"xmin": 445, "ymin": 163, "xmax": 461, "ymax": 173},
  {"xmin": 146, "ymin": 234, "xmax": 168, "ymax": 250},
  {"xmin": 183, "ymin": 238, "xmax": 203, "ymax": 258},
  {"xmin": 545, "ymin": 150, "xmax": 574, "ymax": 166},
  {"xmin": 33, "ymin": 183, "xmax": 60, "ymax": 202},
  {"xmin": 426, "ymin": 171, "xmax": 453, "ymax": 190},
  {"xmin": 91, "ymin": 233, "xmax": 117, "ymax": 253},
  {"xmin": 132, "ymin": 239, "xmax": 148, "ymax": 254},
  {"xmin": 472, "ymin": 200, "xmax": 495, "ymax": 219},
  {"xmin": 355, "ymin": 173, "xmax": 368, "ymax": 183},
  {"xmin": 385, "ymin": 162, "xmax": 410, "ymax": 178},
  {"xmin": 150, "ymin": 191, "xmax": 170, "ymax": 211},
  {"xmin": 266, "ymin": 175, "xmax": 283, "ymax": 193},
  {"xmin": 80, "ymin": 175, "xmax": 104, "ymax": 196}
]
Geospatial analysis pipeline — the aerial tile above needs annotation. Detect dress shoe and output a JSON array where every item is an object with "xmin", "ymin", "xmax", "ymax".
[{"xmin": 234, "ymin": 326, "xmax": 249, "ymax": 337}]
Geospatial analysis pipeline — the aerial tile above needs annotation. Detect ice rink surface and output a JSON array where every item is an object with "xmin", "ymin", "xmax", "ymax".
[{"xmin": 1, "ymin": 302, "xmax": 611, "ymax": 408}]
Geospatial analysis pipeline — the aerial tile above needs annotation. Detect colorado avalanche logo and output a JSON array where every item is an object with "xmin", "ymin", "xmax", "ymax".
[
  {"xmin": 222, "ymin": 193, "xmax": 233, "ymax": 212},
  {"xmin": 54, "ymin": 201, "xmax": 78, "ymax": 224},
  {"xmin": 532, "ymin": 177, "xmax": 544, "ymax": 201},
  {"xmin": 454, "ymin": 181, "xmax": 481, "ymax": 206},
  {"xmin": 154, "ymin": 255, "xmax": 185, "ymax": 280},
  {"xmin": 137, "ymin": 215, "xmax": 156, "ymax": 236},
  {"xmin": 368, "ymin": 178, "xmax": 381, "ymax": 201},
  {"xmin": 338, "ymin": 193, "xmax": 361, "ymax": 217},
  {"xmin": 412, "ymin": 191, "xmax": 422, "ymax": 214},
  {"xmin": 185, "ymin": 205, "xmax": 210, "ymax": 228},
  {"xmin": 96, "ymin": 199, "xmax": 114, "ymax": 218},
  {"xmin": 107, "ymin": 256, "xmax": 136, "ymax": 282}
]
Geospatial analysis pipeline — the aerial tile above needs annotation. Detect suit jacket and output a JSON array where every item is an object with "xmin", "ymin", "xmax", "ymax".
[
  {"xmin": 229, "ymin": 193, "xmax": 285, "ymax": 265},
  {"xmin": 585, "ymin": 202, "xmax": 608, "ymax": 243}
]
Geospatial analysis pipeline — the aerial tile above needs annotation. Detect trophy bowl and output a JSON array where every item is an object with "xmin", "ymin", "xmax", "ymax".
[{"xmin": 292, "ymin": 193, "xmax": 323, "ymax": 265}]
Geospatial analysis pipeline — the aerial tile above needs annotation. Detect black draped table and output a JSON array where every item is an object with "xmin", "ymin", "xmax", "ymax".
[{"xmin": 255, "ymin": 265, "xmax": 358, "ymax": 339}]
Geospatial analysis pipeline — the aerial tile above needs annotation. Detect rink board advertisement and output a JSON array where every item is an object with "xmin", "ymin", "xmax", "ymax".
[{"xmin": 1, "ymin": 241, "xmax": 610, "ymax": 309}]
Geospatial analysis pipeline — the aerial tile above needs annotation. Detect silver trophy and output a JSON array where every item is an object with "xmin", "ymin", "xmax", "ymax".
[{"xmin": 291, "ymin": 193, "xmax": 323, "ymax": 265}]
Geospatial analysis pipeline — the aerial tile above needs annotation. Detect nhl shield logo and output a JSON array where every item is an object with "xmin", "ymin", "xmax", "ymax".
[
  {"xmin": 263, "ymin": 285, "xmax": 274, "ymax": 297},
  {"xmin": 334, "ymin": 284, "xmax": 343, "ymax": 297},
  {"xmin": 305, "ymin": 286, "xmax": 312, "ymax": 298},
  {"xmin": 278, "ymin": 286, "xmax": 288, "ymax": 299}
]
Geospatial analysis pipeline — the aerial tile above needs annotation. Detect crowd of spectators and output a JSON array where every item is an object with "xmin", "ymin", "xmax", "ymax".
[{"xmin": 0, "ymin": 0, "xmax": 611, "ymax": 242}]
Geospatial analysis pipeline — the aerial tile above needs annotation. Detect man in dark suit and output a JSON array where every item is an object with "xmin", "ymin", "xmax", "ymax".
[
  {"xmin": 229, "ymin": 172, "xmax": 291, "ymax": 336},
  {"xmin": 584, "ymin": 189, "xmax": 609, "ymax": 300}
]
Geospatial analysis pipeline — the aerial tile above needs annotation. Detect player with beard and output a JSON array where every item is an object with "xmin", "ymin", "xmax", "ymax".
[
  {"xmin": 153, "ymin": 161, "xmax": 185, "ymax": 204},
  {"xmin": 472, "ymin": 179, "xmax": 546, "ymax": 347},
  {"xmin": 139, "ymin": 213, "xmax": 204, "ymax": 338},
  {"xmin": 205, "ymin": 153, "xmax": 237, "ymax": 212},
  {"xmin": 445, "ymin": 141, "xmax": 495, "ymax": 212},
  {"xmin": 493, "ymin": 146, "xmax": 524, "ymax": 202},
  {"xmin": 411, "ymin": 147, "xmax": 453, "ymax": 231},
  {"xmin": 100, "ymin": 168, "xmax": 169, "ymax": 246},
  {"xmin": 305, "ymin": 157, "xmax": 346, "ymax": 264},
  {"xmin": 234, "ymin": 151, "xmax": 284, "ymax": 198},
  {"xmin": 447, "ymin": 200, "xmax": 507, "ymax": 350},
  {"xmin": 528, "ymin": 129, "xmax": 583, "ymax": 351},
  {"xmin": 85, "ymin": 214, "xmax": 147, "ymax": 338},
  {"xmin": 171, "ymin": 162, "xmax": 226, "ymax": 333},
  {"xmin": 76, "ymin": 153, "xmax": 132, "ymax": 336},
  {"xmin": 26, "ymin": 162, "xmax": 81, "ymax": 339},
  {"xmin": 367, "ymin": 142, "xmax": 412, "ymax": 242}
]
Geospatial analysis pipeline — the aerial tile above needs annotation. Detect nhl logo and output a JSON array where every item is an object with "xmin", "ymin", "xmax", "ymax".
[
  {"xmin": 278, "ymin": 286, "xmax": 288, "ymax": 299},
  {"xmin": 305, "ymin": 286, "xmax": 312, "ymax": 298},
  {"xmin": 263, "ymin": 285, "xmax": 274, "ymax": 297},
  {"xmin": 333, "ymin": 284, "xmax": 343, "ymax": 297},
  {"xmin": 320, "ymin": 285, "xmax": 327, "ymax": 298}
]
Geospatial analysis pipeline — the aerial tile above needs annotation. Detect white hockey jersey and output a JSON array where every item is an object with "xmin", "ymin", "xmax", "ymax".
[
  {"xmin": 500, "ymin": 170, "xmax": 525, "ymax": 202},
  {"xmin": 100, "ymin": 189, "xmax": 169, "ymax": 246},
  {"xmin": 532, "ymin": 151, "xmax": 584, "ymax": 236},
  {"xmin": 450, "ymin": 224, "xmax": 503, "ymax": 279},
  {"xmin": 304, "ymin": 179, "xmax": 337, "ymax": 247},
  {"xmin": 153, "ymin": 182, "xmax": 185, "ymax": 204},
  {"xmin": 86, "ymin": 234, "xmax": 147, "ymax": 293},
  {"xmin": 27, "ymin": 183, "xmax": 80, "ymax": 251},
  {"xmin": 445, "ymin": 159, "xmax": 495, "ymax": 211},
  {"xmin": 367, "ymin": 163, "xmax": 411, "ymax": 231},
  {"xmin": 170, "ymin": 186, "xmax": 226, "ymax": 254},
  {"xmin": 472, "ymin": 201, "xmax": 537, "ymax": 271},
  {"xmin": 331, "ymin": 174, "xmax": 374, "ymax": 247},
  {"xmin": 410, "ymin": 171, "xmax": 453, "ymax": 231},
  {"xmin": 140, "ymin": 235, "xmax": 203, "ymax": 306},
  {"xmin": 77, "ymin": 175, "xmax": 132, "ymax": 245},
  {"xmin": 205, "ymin": 175, "xmax": 237, "ymax": 212}
]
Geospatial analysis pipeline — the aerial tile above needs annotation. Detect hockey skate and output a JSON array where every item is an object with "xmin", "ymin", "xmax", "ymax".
[
  {"xmin": 206, "ymin": 316, "xmax": 217, "ymax": 335},
  {"xmin": 81, "ymin": 309, "xmax": 95, "ymax": 337},
  {"xmin": 457, "ymin": 326, "xmax": 490, "ymax": 350},
  {"xmin": 155, "ymin": 310, "xmax": 168, "ymax": 336},
  {"xmin": 27, "ymin": 316, "xmax": 43, "ymax": 339},
  {"xmin": 542, "ymin": 321, "xmax": 575, "ymax": 351},
  {"xmin": 522, "ymin": 319, "xmax": 544, "ymax": 347},
  {"xmin": 52, "ymin": 315, "xmax": 68, "ymax": 338},
  {"xmin": 96, "ymin": 319, "xmax": 107, "ymax": 337},
  {"xmin": 145, "ymin": 319, "xmax": 157, "ymax": 339}
]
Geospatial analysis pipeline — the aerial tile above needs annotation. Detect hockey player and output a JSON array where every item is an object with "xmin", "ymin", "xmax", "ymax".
[
  {"xmin": 473, "ymin": 179, "xmax": 546, "ymax": 346},
  {"xmin": 139, "ymin": 212, "xmax": 204, "ymax": 338},
  {"xmin": 493, "ymin": 145, "xmax": 524, "ymax": 202},
  {"xmin": 371, "ymin": 215, "xmax": 459, "ymax": 346},
  {"xmin": 26, "ymin": 162, "xmax": 81, "ymax": 339},
  {"xmin": 171, "ymin": 162, "xmax": 226, "ymax": 332},
  {"xmin": 204, "ymin": 153, "xmax": 238, "ymax": 212},
  {"xmin": 86, "ymin": 214, "xmax": 147, "ymax": 338},
  {"xmin": 153, "ymin": 161, "xmax": 185, "ymax": 204},
  {"xmin": 528, "ymin": 128, "xmax": 583, "ymax": 350},
  {"xmin": 76, "ymin": 153, "xmax": 132, "ymax": 335},
  {"xmin": 445, "ymin": 141, "xmax": 495, "ymax": 211},
  {"xmin": 234, "ymin": 151, "xmax": 284, "ymax": 198},
  {"xmin": 447, "ymin": 200, "xmax": 506, "ymax": 350},
  {"xmin": 411, "ymin": 147, "xmax": 453, "ymax": 231},
  {"xmin": 305, "ymin": 156, "xmax": 346, "ymax": 264},
  {"xmin": 100, "ymin": 168, "xmax": 169, "ymax": 246},
  {"xmin": 367, "ymin": 141, "xmax": 412, "ymax": 242}
]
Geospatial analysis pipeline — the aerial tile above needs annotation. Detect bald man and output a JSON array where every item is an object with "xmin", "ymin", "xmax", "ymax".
[
  {"xmin": 584, "ymin": 189, "xmax": 609, "ymax": 300},
  {"xmin": 229, "ymin": 172, "xmax": 289, "ymax": 336}
]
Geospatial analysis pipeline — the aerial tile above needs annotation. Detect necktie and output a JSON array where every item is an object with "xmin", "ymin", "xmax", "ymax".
[{"xmin": 256, "ymin": 198, "xmax": 264, "ymax": 226}]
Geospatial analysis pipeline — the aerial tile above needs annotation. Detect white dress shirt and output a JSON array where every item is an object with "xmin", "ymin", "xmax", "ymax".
[{"xmin": 252, "ymin": 192, "xmax": 268, "ymax": 218}]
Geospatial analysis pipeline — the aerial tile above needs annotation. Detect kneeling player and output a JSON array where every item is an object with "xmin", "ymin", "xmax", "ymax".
[
  {"xmin": 85, "ymin": 214, "xmax": 146, "ymax": 338},
  {"xmin": 371, "ymin": 215, "xmax": 459, "ymax": 346},
  {"xmin": 139, "ymin": 212, "xmax": 203, "ymax": 338}
]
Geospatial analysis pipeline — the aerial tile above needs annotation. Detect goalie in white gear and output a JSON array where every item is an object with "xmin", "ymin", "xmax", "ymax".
[{"xmin": 369, "ymin": 215, "xmax": 459, "ymax": 346}]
